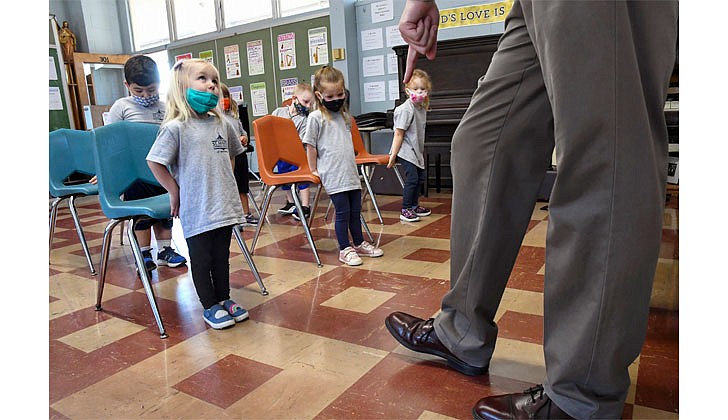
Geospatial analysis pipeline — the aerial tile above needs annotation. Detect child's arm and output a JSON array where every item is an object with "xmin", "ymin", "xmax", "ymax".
[
  {"xmin": 306, "ymin": 144, "xmax": 319, "ymax": 177},
  {"xmin": 387, "ymin": 128, "xmax": 406, "ymax": 168},
  {"xmin": 147, "ymin": 161, "xmax": 180, "ymax": 217},
  {"xmin": 230, "ymin": 158, "xmax": 235, "ymax": 172}
]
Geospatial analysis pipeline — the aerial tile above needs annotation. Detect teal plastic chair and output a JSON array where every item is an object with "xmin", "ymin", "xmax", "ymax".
[
  {"xmin": 91, "ymin": 121, "xmax": 171, "ymax": 338},
  {"xmin": 49, "ymin": 129, "xmax": 99, "ymax": 275}
]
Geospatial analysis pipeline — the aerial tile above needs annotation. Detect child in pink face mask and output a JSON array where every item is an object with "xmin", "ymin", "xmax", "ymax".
[{"xmin": 387, "ymin": 69, "xmax": 433, "ymax": 222}]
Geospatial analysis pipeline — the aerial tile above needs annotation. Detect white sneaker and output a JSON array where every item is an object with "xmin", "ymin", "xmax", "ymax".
[
  {"xmin": 339, "ymin": 246, "xmax": 363, "ymax": 266},
  {"xmin": 354, "ymin": 241, "xmax": 384, "ymax": 258}
]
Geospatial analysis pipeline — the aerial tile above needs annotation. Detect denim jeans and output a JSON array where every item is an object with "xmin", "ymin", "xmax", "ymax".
[{"xmin": 399, "ymin": 158, "xmax": 426, "ymax": 209}]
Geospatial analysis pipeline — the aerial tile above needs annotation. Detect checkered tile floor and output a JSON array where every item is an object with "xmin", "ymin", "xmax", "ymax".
[{"xmin": 49, "ymin": 188, "xmax": 679, "ymax": 419}]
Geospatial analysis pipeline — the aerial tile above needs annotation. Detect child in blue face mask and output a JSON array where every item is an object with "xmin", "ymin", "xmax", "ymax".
[
  {"xmin": 147, "ymin": 59, "xmax": 249, "ymax": 330},
  {"xmin": 93, "ymin": 54, "xmax": 187, "ymax": 273}
]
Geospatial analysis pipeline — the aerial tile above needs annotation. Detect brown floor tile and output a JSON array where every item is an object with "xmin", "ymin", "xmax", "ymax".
[
  {"xmin": 635, "ymin": 308, "xmax": 679, "ymax": 414},
  {"xmin": 404, "ymin": 248, "xmax": 451, "ymax": 263},
  {"xmin": 496, "ymin": 311, "xmax": 544, "ymax": 345},
  {"xmin": 173, "ymin": 354, "xmax": 283, "ymax": 409},
  {"xmin": 409, "ymin": 215, "xmax": 452, "ymax": 239}
]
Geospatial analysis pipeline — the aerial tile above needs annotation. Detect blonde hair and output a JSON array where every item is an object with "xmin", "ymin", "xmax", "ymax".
[
  {"xmin": 406, "ymin": 69, "xmax": 433, "ymax": 111},
  {"xmin": 313, "ymin": 66, "xmax": 350, "ymax": 123},
  {"xmin": 163, "ymin": 58, "xmax": 223, "ymax": 126},
  {"xmin": 219, "ymin": 82, "xmax": 239, "ymax": 119},
  {"xmin": 293, "ymin": 83, "xmax": 313, "ymax": 97}
]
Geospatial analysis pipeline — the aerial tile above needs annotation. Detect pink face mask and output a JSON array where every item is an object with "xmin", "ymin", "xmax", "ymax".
[{"xmin": 406, "ymin": 89, "xmax": 428, "ymax": 104}]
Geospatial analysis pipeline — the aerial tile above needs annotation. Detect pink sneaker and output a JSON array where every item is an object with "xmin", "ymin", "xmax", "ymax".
[
  {"xmin": 354, "ymin": 241, "xmax": 384, "ymax": 257},
  {"xmin": 339, "ymin": 247, "xmax": 363, "ymax": 266}
]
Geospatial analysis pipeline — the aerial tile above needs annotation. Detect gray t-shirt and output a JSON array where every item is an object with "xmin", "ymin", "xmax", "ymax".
[
  {"xmin": 271, "ymin": 106, "xmax": 307, "ymax": 139},
  {"xmin": 302, "ymin": 110, "xmax": 360, "ymax": 195},
  {"xmin": 222, "ymin": 113, "xmax": 247, "ymax": 138},
  {"xmin": 392, "ymin": 98, "xmax": 427, "ymax": 169},
  {"xmin": 146, "ymin": 116, "xmax": 244, "ymax": 238},
  {"xmin": 107, "ymin": 96, "xmax": 166, "ymax": 124}
]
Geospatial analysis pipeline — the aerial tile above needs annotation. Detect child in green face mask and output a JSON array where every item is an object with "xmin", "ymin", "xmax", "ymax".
[{"xmin": 146, "ymin": 58, "xmax": 250, "ymax": 330}]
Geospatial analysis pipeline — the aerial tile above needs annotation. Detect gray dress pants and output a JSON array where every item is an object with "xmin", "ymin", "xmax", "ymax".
[{"xmin": 431, "ymin": 1, "xmax": 678, "ymax": 418}]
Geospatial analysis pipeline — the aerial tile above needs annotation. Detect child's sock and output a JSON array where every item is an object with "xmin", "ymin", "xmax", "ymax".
[{"xmin": 156, "ymin": 239, "xmax": 171, "ymax": 249}]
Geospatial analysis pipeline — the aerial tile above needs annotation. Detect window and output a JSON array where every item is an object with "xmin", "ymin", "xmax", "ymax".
[
  {"xmin": 173, "ymin": 0, "xmax": 217, "ymax": 40},
  {"xmin": 147, "ymin": 50, "xmax": 172, "ymax": 101},
  {"xmin": 279, "ymin": 0, "xmax": 330, "ymax": 17},
  {"xmin": 223, "ymin": 0, "xmax": 273, "ymax": 28},
  {"xmin": 128, "ymin": 0, "xmax": 170, "ymax": 50}
]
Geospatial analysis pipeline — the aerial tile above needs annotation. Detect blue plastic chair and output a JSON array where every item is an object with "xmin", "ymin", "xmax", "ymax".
[
  {"xmin": 49, "ymin": 129, "xmax": 99, "ymax": 275},
  {"xmin": 91, "ymin": 121, "xmax": 172, "ymax": 338}
]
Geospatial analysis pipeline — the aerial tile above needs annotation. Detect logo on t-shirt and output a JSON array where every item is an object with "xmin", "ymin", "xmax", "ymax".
[
  {"xmin": 152, "ymin": 110, "xmax": 165, "ymax": 122},
  {"xmin": 211, "ymin": 134, "xmax": 228, "ymax": 153}
]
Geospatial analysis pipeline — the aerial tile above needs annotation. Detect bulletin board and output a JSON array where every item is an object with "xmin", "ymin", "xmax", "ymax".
[
  {"xmin": 49, "ymin": 47, "xmax": 72, "ymax": 131},
  {"xmin": 165, "ymin": 15, "xmax": 331, "ymax": 137}
]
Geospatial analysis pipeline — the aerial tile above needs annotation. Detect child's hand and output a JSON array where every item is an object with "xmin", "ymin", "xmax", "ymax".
[
  {"xmin": 387, "ymin": 153, "xmax": 397, "ymax": 168},
  {"xmin": 240, "ymin": 135, "xmax": 248, "ymax": 147},
  {"xmin": 169, "ymin": 193, "xmax": 180, "ymax": 218},
  {"xmin": 311, "ymin": 169, "xmax": 320, "ymax": 178},
  {"xmin": 89, "ymin": 175, "xmax": 98, "ymax": 185}
]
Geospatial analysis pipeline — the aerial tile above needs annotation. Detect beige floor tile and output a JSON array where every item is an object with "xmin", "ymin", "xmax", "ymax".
[
  {"xmin": 58, "ymin": 317, "xmax": 147, "ymax": 353},
  {"xmin": 495, "ymin": 288, "xmax": 544, "ymax": 321},
  {"xmin": 631, "ymin": 405, "xmax": 679, "ymax": 419},
  {"xmin": 320, "ymin": 286, "xmax": 396, "ymax": 314},
  {"xmin": 650, "ymin": 258, "xmax": 679, "ymax": 310},
  {"xmin": 488, "ymin": 338, "xmax": 546, "ymax": 385},
  {"xmin": 50, "ymin": 272, "xmax": 132, "ymax": 319},
  {"xmin": 521, "ymin": 220, "xmax": 548, "ymax": 248},
  {"xmin": 418, "ymin": 410, "xmax": 460, "ymax": 420}
]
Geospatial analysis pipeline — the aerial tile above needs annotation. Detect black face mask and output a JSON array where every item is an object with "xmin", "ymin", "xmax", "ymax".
[{"xmin": 321, "ymin": 98, "xmax": 345, "ymax": 113}]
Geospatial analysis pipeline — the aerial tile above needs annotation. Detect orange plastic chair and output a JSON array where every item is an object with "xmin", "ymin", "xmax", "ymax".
[
  {"xmin": 350, "ymin": 119, "xmax": 405, "ymax": 224},
  {"xmin": 251, "ymin": 115, "xmax": 324, "ymax": 266}
]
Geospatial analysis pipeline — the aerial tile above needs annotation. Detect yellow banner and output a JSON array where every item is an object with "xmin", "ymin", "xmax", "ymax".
[{"xmin": 439, "ymin": 1, "xmax": 514, "ymax": 29}]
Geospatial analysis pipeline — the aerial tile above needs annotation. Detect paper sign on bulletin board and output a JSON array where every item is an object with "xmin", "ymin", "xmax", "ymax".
[
  {"xmin": 229, "ymin": 85, "xmax": 244, "ymax": 103},
  {"xmin": 308, "ymin": 27, "xmax": 329, "ymax": 66},
  {"xmin": 247, "ymin": 40, "xmax": 265, "ymax": 76},
  {"xmin": 224, "ymin": 45, "xmax": 241, "ymax": 79},
  {"xmin": 199, "ymin": 50, "xmax": 214, "ymax": 64},
  {"xmin": 250, "ymin": 82, "xmax": 269, "ymax": 116},
  {"xmin": 175, "ymin": 53, "xmax": 192, "ymax": 62},
  {"xmin": 277, "ymin": 32, "xmax": 296, "ymax": 70},
  {"xmin": 280, "ymin": 78, "xmax": 298, "ymax": 102}
]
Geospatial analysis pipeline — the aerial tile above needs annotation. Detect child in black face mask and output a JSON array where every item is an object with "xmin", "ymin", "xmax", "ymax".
[
  {"xmin": 302, "ymin": 66, "xmax": 383, "ymax": 266},
  {"xmin": 270, "ymin": 83, "xmax": 314, "ymax": 221}
]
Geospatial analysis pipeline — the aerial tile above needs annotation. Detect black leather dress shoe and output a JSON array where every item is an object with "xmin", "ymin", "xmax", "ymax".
[
  {"xmin": 384, "ymin": 311, "xmax": 489, "ymax": 376},
  {"xmin": 472, "ymin": 384, "xmax": 574, "ymax": 419}
]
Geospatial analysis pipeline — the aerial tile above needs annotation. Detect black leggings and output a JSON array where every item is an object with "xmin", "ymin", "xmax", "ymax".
[
  {"xmin": 185, "ymin": 225, "xmax": 234, "ymax": 309},
  {"xmin": 329, "ymin": 189, "xmax": 364, "ymax": 250}
]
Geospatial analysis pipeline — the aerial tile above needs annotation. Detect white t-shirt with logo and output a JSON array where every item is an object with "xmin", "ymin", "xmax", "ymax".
[{"xmin": 107, "ymin": 96, "xmax": 166, "ymax": 124}]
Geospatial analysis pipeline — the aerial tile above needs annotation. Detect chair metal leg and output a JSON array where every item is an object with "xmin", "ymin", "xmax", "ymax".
[
  {"xmin": 251, "ymin": 184, "xmax": 277, "ymax": 254},
  {"xmin": 360, "ymin": 213, "xmax": 373, "ymax": 242},
  {"xmin": 119, "ymin": 220, "xmax": 125, "ymax": 245},
  {"xmin": 232, "ymin": 226, "xmax": 268, "ymax": 296},
  {"xmin": 292, "ymin": 183, "xmax": 322, "ymax": 267},
  {"xmin": 324, "ymin": 200, "xmax": 333, "ymax": 221},
  {"xmin": 68, "ymin": 195, "xmax": 97, "ymax": 275},
  {"xmin": 96, "ymin": 219, "xmax": 122, "ymax": 310},
  {"xmin": 393, "ymin": 164, "xmax": 406, "ymax": 188},
  {"xmin": 360, "ymin": 164, "xmax": 384, "ymax": 224},
  {"xmin": 247, "ymin": 191, "xmax": 262, "ymax": 218},
  {"xmin": 308, "ymin": 184, "xmax": 323, "ymax": 227},
  {"xmin": 49, "ymin": 197, "xmax": 63, "ymax": 256},
  {"xmin": 127, "ymin": 218, "xmax": 168, "ymax": 339}
]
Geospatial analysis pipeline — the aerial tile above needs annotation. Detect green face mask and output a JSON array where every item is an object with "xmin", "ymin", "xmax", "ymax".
[{"xmin": 186, "ymin": 88, "xmax": 219, "ymax": 113}]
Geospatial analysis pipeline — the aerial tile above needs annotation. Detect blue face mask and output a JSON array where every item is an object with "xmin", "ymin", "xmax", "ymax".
[
  {"xmin": 132, "ymin": 94, "xmax": 159, "ymax": 107},
  {"xmin": 186, "ymin": 88, "xmax": 219, "ymax": 114}
]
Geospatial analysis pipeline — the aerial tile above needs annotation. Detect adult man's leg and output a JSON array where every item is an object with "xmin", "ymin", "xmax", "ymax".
[{"xmin": 386, "ymin": 0, "xmax": 555, "ymax": 373}]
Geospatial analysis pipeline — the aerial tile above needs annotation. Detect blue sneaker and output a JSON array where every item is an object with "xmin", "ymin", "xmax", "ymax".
[
  {"xmin": 157, "ymin": 246, "xmax": 187, "ymax": 268},
  {"xmin": 221, "ymin": 299, "xmax": 249, "ymax": 322},
  {"xmin": 141, "ymin": 249, "xmax": 157, "ymax": 271},
  {"xmin": 203, "ymin": 304, "xmax": 235, "ymax": 329}
]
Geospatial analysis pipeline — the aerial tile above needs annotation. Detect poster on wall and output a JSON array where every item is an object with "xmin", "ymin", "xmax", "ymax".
[
  {"xmin": 224, "ymin": 45, "xmax": 241, "ymax": 79},
  {"xmin": 388, "ymin": 79, "xmax": 400, "ymax": 101},
  {"xmin": 371, "ymin": 0, "xmax": 394, "ymax": 23},
  {"xmin": 438, "ymin": 1, "xmax": 513, "ymax": 29},
  {"xmin": 49, "ymin": 87, "xmax": 63, "ymax": 110},
  {"xmin": 174, "ymin": 53, "xmax": 192, "ymax": 63},
  {"xmin": 280, "ymin": 78, "xmax": 299, "ymax": 102},
  {"xmin": 364, "ymin": 81, "xmax": 386, "ymax": 102},
  {"xmin": 250, "ymin": 82, "xmax": 269, "ymax": 116},
  {"xmin": 229, "ymin": 85, "xmax": 244, "ymax": 103},
  {"xmin": 199, "ymin": 50, "xmax": 214, "ymax": 65},
  {"xmin": 247, "ymin": 40, "xmax": 265, "ymax": 76},
  {"xmin": 362, "ymin": 55, "xmax": 385, "ymax": 78},
  {"xmin": 361, "ymin": 28, "xmax": 383, "ymax": 51},
  {"xmin": 386, "ymin": 25, "xmax": 406, "ymax": 48},
  {"xmin": 277, "ymin": 32, "xmax": 297, "ymax": 70},
  {"xmin": 387, "ymin": 53, "xmax": 398, "ymax": 74},
  {"xmin": 308, "ymin": 27, "xmax": 329, "ymax": 66},
  {"xmin": 49, "ymin": 56, "xmax": 58, "ymax": 80}
]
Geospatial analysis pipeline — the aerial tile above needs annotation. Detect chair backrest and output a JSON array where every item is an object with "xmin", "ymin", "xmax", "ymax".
[
  {"xmin": 91, "ymin": 121, "xmax": 162, "ymax": 205},
  {"xmin": 49, "ymin": 129, "xmax": 96, "ymax": 195},
  {"xmin": 253, "ymin": 115, "xmax": 314, "ymax": 185}
]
